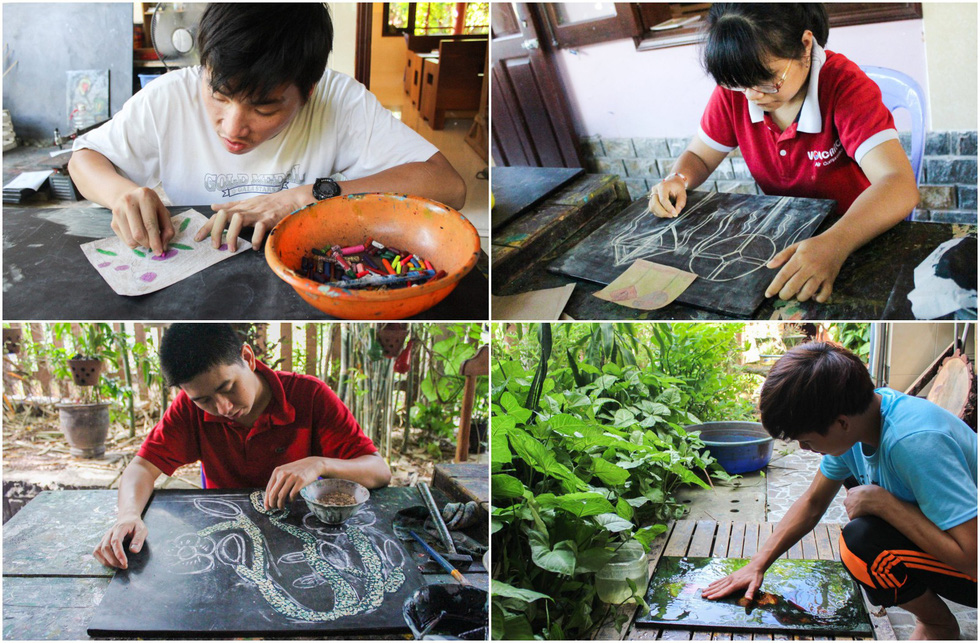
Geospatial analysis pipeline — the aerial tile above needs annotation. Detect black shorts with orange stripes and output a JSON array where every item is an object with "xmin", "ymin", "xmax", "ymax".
[{"xmin": 838, "ymin": 515, "xmax": 977, "ymax": 607}]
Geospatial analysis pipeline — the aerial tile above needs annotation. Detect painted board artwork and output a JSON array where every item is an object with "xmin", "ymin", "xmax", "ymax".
[
  {"xmin": 80, "ymin": 209, "xmax": 249, "ymax": 296},
  {"xmin": 66, "ymin": 69, "xmax": 109, "ymax": 131},
  {"xmin": 87, "ymin": 489, "xmax": 423, "ymax": 637},
  {"xmin": 549, "ymin": 191, "xmax": 835, "ymax": 316},
  {"xmin": 636, "ymin": 556, "xmax": 873, "ymax": 636},
  {"xmin": 491, "ymin": 166, "xmax": 584, "ymax": 230}
]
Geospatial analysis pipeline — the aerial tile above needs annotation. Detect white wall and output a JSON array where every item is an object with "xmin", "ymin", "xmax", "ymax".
[
  {"xmin": 887, "ymin": 323, "xmax": 976, "ymax": 393},
  {"xmin": 328, "ymin": 2, "xmax": 357, "ymax": 78},
  {"xmin": 922, "ymin": 3, "xmax": 978, "ymax": 130},
  {"xmin": 554, "ymin": 10, "xmax": 976, "ymax": 139}
]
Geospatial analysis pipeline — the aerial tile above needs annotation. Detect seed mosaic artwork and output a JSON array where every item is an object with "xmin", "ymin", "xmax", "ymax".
[{"xmin": 87, "ymin": 488, "xmax": 422, "ymax": 637}]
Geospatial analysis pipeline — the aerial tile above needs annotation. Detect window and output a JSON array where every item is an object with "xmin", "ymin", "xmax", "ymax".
[{"xmin": 383, "ymin": 2, "xmax": 489, "ymax": 38}]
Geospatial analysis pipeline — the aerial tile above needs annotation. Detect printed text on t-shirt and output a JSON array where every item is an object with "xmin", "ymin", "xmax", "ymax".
[
  {"xmin": 204, "ymin": 165, "xmax": 305, "ymax": 198},
  {"xmin": 806, "ymin": 139, "xmax": 844, "ymax": 168}
]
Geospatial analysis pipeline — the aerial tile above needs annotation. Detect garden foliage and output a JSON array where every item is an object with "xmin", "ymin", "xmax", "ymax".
[{"xmin": 491, "ymin": 324, "xmax": 754, "ymax": 640}]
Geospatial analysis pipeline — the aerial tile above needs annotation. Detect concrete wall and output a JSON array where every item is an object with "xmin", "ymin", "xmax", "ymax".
[
  {"xmin": 2, "ymin": 3, "xmax": 133, "ymax": 141},
  {"xmin": 887, "ymin": 323, "xmax": 976, "ymax": 394},
  {"xmin": 328, "ymin": 2, "xmax": 357, "ymax": 78},
  {"xmin": 555, "ymin": 5, "xmax": 977, "ymax": 138},
  {"xmin": 923, "ymin": 3, "xmax": 978, "ymax": 130}
]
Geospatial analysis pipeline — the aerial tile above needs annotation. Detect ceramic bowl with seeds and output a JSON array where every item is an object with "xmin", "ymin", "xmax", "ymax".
[{"xmin": 300, "ymin": 479, "xmax": 370, "ymax": 525}]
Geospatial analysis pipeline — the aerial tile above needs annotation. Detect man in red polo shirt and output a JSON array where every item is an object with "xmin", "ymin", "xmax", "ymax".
[{"xmin": 93, "ymin": 323, "xmax": 390, "ymax": 570}]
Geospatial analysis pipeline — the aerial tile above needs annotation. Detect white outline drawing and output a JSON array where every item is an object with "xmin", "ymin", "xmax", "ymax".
[
  {"xmin": 609, "ymin": 193, "xmax": 826, "ymax": 283},
  {"xmin": 161, "ymin": 492, "xmax": 407, "ymax": 623}
]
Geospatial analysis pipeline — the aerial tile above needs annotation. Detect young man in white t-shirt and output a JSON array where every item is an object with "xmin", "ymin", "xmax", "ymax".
[{"xmin": 68, "ymin": 3, "xmax": 466, "ymax": 256}]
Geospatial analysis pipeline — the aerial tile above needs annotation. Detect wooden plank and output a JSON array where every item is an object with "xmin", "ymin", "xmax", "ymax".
[
  {"xmin": 661, "ymin": 629, "xmax": 695, "ymax": 640},
  {"xmin": 711, "ymin": 633, "xmax": 734, "ymax": 640},
  {"xmin": 305, "ymin": 324, "xmax": 317, "ymax": 377},
  {"xmin": 663, "ymin": 520, "xmax": 697, "ymax": 557},
  {"xmin": 712, "ymin": 521, "xmax": 732, "ymax": 557},
  {"xmin": 688, "ymin": 520, "xmax": 716, "ymax": 557},
  {"xmin": 826, "ymin": 523, "xmax": 842, "ymax": 561},
  {"xmin": 786, "ymin": 536, "xmax": 804, "ymax": 560},
  {"xmin": 800, "ymin": 530, "xmax": 819, "ymax": 560},
  {"xmin": 727, "ymin": 522, "xmax": 746, "ymax": 557},
  {"xmin": 758, "ymin": 523, "xmax": 774, "ymax": 557},
  {"xmin": 692, "ymin": 631, "xmax": 714, "ymax": 640},
  {"xmin": 742, "ymin": 523, "xmax": 760, "ymax": 558},
  {"xmin": 812, "ymin": 524, "xmax": 835, "ymax": 561},
  {"xmin": 279, "ymin": 323, "xmax": 293, "ymax": 372}
]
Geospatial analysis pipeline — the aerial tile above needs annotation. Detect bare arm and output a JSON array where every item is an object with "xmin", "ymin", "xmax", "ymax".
[
  {"xmin": 648, "ymin": 138, "xmax": 729, "ymax": 217},
  {"xmin": 92, "ymin": 455, "xmax": 163, "ymax": 569},
  {"xmin": 264, "ymin": 453, "xmax": 392, "ymax": 509},
  {"xmin": 67, "ymin": 149, "xmax": 174, "ymax": 255},
  {"xmin": 703, "ymin": 471, "xmax": 843, "ymax": 600},
  {"xmin": 846, "ymin": 485, "xmax": 977, "ymax": 577},
  {"xmin": 765, "ymin": 139, "xmax": 919, "ymax": 302},
  {"xmin": 196, "ymin": 152, "xmax": 467, "ymax": 252}
]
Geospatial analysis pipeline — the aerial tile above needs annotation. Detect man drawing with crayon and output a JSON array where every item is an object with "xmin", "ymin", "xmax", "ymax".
[
  {"xmin": 69, "ymin": 3, "xmax": 466, "ymax": 257},
  {"xmin": 93, "ymin": 323, "xmax": 390, "ymax": 570}
]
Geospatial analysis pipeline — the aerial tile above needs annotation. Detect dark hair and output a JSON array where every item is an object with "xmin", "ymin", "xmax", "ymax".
[
  {"xmin": 197, "ymin": 3, "xmax": 333, "ymax": 103},
  {"xmin": 160, "ymin": 324, "xmax": 245, "ymax": 386},
  {"xmin": 702, "ymin": 4, "xmax": 829, "ymax": 90},
  {"xmin": 759, "ymin": 342, "xmax": 875, "ymax": 441}
]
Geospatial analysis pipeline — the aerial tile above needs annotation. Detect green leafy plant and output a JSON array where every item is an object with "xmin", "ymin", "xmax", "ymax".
[
  {"xmin": 491, "ymin": 324, "xmax": 748, "ymax": 640},
  {"xmin": 828, "ymin": 323, "xmax": 871, "ymax": 361}
]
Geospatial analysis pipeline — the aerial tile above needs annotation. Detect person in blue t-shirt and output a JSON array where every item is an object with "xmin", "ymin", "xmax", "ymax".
[{"xmin": 702, "ymin": 342, "xmax": 977, "ymax": 640}]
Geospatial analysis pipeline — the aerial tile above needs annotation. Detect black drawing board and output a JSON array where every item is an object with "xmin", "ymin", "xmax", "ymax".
[
  {"xmin": 636, "ymin": 556, "xmax": 872, "ymax": 636},
  {"xmin": 87, "ymin": 488, "xmax": 425, "ymax": 638},
  {"xmin": 549, "ymin": 191, "xmax": 835, "ymax": 317},
  {"xmin": 491, "ymin": 166, "xmax": 584, "ymax": 230},
  {"xmin": 2, "ymin": 204, "xmax": 488, "ymax": 320}
]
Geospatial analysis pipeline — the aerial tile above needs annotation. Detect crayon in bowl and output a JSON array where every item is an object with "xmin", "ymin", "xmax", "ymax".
[{"xmin": 299, "ymin": 238, "xmax": 446, "ymax": 290}]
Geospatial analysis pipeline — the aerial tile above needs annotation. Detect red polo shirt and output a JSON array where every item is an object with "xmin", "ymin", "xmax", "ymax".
[
  {"xmin": 698, "ymin": 44, "xmax": 898, "ymax": 214},
  {"xmin": 137, "ymin": 361, "xmax": 378, "ymax": 488}
]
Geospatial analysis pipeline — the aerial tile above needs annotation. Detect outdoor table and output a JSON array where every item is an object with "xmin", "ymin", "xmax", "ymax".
[
  {"xmin": 492, "ymin": 170, "xmax": 976, "ymax": 321},
  {"xmin": 2, "ymin": 487, "xmax": 488, "ymax": 640},
  {"xmin": 594, "ymin": 519, "xmax": 894, "ymax": 641}
]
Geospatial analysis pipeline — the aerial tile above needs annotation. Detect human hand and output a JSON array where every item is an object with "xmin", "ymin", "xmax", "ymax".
[
  {"xmin": 648, "ymin": 175, "xmax": 688, "ymax": 218},
  {"xmin": 844, "ymin": 485, "xmax": 888, "ymax": 520},
  {"xmin": 195, "ymin": 187, "xmax": 311, "ymax": 252},
  {"xmin": 701, "ymin": 560, "xmax": 766, "ymax": 601},
  {"xmin": 92, "ymin": 514, "xmax": 148, "ymax": 570},
  {"xmin": 764, "ymin": 232, "xmax": 849, "ymax": 303},
  {"xmin": 110, "ymin": 187, "xmax": 175, "ymax": 256},
  {"xmin": 264, "ymin": 457, "xmax": 325, "ymax": 510}
]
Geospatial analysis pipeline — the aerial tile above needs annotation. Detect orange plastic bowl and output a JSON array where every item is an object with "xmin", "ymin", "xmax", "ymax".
[{"xmin": 265, "ymin": 193, "xmax": 481, "ymax": 320}]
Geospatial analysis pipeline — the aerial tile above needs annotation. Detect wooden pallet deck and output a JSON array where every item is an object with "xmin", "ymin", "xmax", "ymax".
[{"xmin": 595, "ymin": 520, "xmax": 896, "ymax": 641}]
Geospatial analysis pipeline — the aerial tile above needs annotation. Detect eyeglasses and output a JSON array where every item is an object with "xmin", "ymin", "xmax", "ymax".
[{"xmin": 727, "ymin": 58, "xmax": 794, "ymax": 95}]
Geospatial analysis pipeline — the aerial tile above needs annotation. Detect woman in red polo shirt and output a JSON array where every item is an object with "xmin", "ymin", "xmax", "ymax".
[{"xmin": 649, "ymin": 3, "xmax": 919, "ymax": 304}]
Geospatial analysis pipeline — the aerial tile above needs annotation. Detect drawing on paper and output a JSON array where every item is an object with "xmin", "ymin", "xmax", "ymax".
[
  {"xmin": 164, "ymin": 491, "xmax": 406, "ymax": 623},
  {"xmin": 80, "ymin": 209, "xmax": 249, "ymax": 296}
]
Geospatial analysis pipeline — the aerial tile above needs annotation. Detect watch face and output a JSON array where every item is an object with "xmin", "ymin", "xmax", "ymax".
[{"xmin": 314, "ymin": 178, "xmax": 341, "ymax": 200}]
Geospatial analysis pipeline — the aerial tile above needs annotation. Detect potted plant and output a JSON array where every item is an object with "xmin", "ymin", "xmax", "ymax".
[{"xmin": 43, "ymin": 324, "xmax": 121, "ymax": 458}]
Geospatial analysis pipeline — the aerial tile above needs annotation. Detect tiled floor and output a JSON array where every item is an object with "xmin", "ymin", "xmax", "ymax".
[{"xmin": 373, "ymin": 84, "xmax": 489, "ymax": 252}]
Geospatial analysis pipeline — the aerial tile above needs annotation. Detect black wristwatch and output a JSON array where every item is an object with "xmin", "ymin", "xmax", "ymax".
[{"xmin": 312, "ymin": 177, "xmax": 342, "ymax": 200}]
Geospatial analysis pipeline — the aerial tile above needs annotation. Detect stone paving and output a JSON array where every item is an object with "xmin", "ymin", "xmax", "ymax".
[{"xmin": 762, "ymin": 441, "xmax": 977, "ymax": 641}]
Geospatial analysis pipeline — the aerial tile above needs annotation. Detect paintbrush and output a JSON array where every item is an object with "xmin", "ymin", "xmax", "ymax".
[{"xmin": 409, "ymin": 530, "xmax": 470, "ymax": 585}]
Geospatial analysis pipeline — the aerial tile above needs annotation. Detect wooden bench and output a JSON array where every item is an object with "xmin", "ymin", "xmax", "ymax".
[
  {"xmin": 595, "ymin": 519, "xmax": 896, "ymax": 641},
  {"xmin": 419, "ymin": 38, "xmax": 487, "ymax": 130}
]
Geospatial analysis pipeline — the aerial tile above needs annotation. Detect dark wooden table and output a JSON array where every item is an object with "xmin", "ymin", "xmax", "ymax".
[
  {"xmin": 594, "ymin": 519, "xmax": 893, "ymax": 641},
  {"xmin": 2, "ymin": 202, "xmax": 489, "ymax": 320},
  {"xmin": 2, "ymin": 488, "xmax": 488, "ymax": 640},
  {"xmin": 492, "ymin": 172, "xmax": 976, "ymax": 321}
]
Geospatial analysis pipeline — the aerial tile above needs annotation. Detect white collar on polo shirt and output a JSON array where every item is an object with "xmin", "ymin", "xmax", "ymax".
[{"xmin": 747, "ymin": 43, "xmax": 827, "ymax": 134}]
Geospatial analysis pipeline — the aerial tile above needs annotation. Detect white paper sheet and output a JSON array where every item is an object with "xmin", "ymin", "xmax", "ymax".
[
  {"xmin": 4, "ymin": 170, "xmax": 53, "ymax": 191},
  {"xmin": 80, "ymin": 209, "xmax": 250, "ymax": 296}
]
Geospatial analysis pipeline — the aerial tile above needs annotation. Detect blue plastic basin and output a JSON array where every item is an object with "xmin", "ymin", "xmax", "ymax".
[{"xmin": 686, "ymin": 421, "xmax": 774, "ymax": 474}]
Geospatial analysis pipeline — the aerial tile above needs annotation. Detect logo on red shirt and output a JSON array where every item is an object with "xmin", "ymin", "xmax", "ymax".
[{"xmin": 807, "ymin": 139, "xmax": 844, "ymax": 168}]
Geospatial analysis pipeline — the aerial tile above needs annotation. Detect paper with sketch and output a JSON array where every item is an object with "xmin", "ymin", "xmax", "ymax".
[
  {"xmin": 593, "ymin": 259, "xmax": 697, "ymax": 310},
  {"xmin": 80, "ymin": 209, "xmax": 249, "ymax": 296}
]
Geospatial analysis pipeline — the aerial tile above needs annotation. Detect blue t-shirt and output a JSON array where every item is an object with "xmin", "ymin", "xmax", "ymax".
[{"xmin": 820, "ymin": 388, "xmax": 978, "ymax": 531}]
